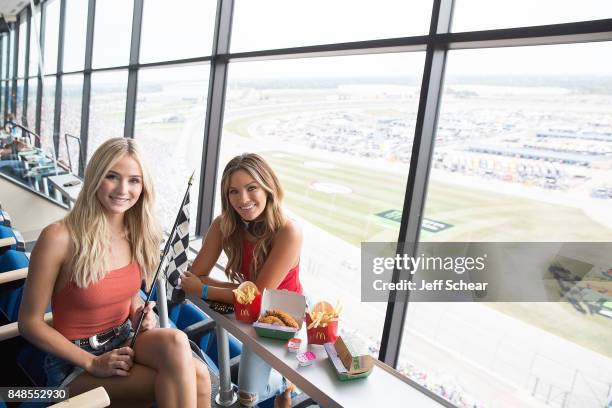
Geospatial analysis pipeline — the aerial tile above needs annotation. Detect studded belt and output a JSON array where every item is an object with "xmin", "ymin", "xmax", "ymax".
[{"xmin": 73, "ymin": 320, "xmax": 131, "ymax": 350}]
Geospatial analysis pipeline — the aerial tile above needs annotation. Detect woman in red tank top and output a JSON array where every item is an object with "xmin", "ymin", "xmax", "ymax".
[
  {"xmin": 19, "ymin": 138, "xmax": 211, "ymax": 407},
  {"xmin": 181, "ymin": 153, "xmax": 302, "ymax": 407}
]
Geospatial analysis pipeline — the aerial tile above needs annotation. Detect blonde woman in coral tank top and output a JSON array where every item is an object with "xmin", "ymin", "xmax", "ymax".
[{"xmin": 19, "ymin": 138, "xmax": 211, "ymax": 407}]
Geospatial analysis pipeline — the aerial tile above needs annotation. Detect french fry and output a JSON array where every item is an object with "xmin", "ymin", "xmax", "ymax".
[
  {"xmin": 307, "ymin": 301, "xmax": 342, "ymax": 329},
  {"xmin": 232, "ymin": 281, "xmax": 260, "ymax": 305}
]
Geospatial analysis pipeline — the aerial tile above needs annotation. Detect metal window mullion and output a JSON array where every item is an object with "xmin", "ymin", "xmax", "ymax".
[
  {"xmin": 53, "ymin": 0, "xmax": 67, "ymax": 157},
  {"xmin": 196, "ymin": 0, "xmax": 234, "ymax": 235},
  {"xmin": 378, "ymin": 0, "xmax": 454, "ymax": 377},
  {"xmin": 80, "ymin": 0, "xmax": 96, "ymax": 174},
  {"xmin": 124, "ymin": 0, "xmax": 143, "ymax": 139}
]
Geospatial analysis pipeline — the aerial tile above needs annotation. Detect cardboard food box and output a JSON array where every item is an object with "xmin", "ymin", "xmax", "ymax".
[
  {"xmin": 252, "ymin": 289, "xmax": 306, "ymax": 340},
  {"xmin": 323, "ymin": 336, "xmax": 374, "ymax": 381},
  {"xmin": 233, "ymin": 281, "xmax": 262, "ymax": 323}
]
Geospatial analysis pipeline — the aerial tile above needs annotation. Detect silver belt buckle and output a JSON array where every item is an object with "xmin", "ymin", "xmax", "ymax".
[{"xmin": 88, "ymin": 334, "xmax": 111, "ymax": 350}]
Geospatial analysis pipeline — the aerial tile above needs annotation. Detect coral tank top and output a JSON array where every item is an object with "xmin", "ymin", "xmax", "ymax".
[
  {"xmin": 51, "ymin": 262, "xmax": 141, "ymax": 340},
  {"xmin": 241, "ymin": 240, "xmax": 302, "ymax": 294}
]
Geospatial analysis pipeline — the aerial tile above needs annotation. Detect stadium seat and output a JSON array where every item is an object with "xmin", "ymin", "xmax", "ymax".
[
  {"xmin": 0, "ymin": 249, "xmax": 29, "ymax": 273},
  {"xmin": 0, "ymin": 250, "xmax": 30, "ymax": 322},
  {"xmin": 0, "ymin": 225, "xmax": 25, "ymax": 253}
]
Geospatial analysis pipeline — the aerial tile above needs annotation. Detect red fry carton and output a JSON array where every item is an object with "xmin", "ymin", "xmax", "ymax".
[
  {"xmin": 233, "ymin": 281, "xmax": 262, "ymax": 323},
  {"xmin": 305, "ymin": 313, "xmax": 338, "ymax": 345}
]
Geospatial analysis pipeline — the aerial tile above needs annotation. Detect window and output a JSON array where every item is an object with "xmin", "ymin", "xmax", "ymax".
[
  {"xmin": 231, "ymin": 0, "xmax": 432, "ymax": 52},
  {"xmin": 134, "ymin": 64, "xmax": 210, "ymax": 232},
  {"xmin": 62, "ymin": 0, "xmax": 88, "ymax": 73},
  {"xmin": 15, "ymin": 79, "xmax": 23, "ymax": 123},
  {"xmin": 452, "ymin": 0, "xmax": 612, "ymax": 32},
  {"xmin": 0, "ymin": 81, "xmax": 5, "ymax": 120},
  {"xmin": 139, "ymin": 0, "xmax": 216, "ymax": 63},
  {"xmin": 43, "ymin": 0, "xmax": 60, "ymax": 75},
  {"xmin": 8, "ymin": 30, "xmax": 15, "ymax": 80},
  {"xmin": 28, "ymin": 7, "xmax": 41, "ymax": 77},
  {"xmin": 219, "ymin": 53, "xmax": 425, "ymax": 355},
  {"xmin": 17, "ymin": 18, "xmax": 27, "ymax": 78},
  {"xmin": 1, "ymin": 34, "xmax": 8, "ymax": 79},
  {"xmin": 399, "ymin": 42, "xmax": 612, "ymax": 408},
  {"xmin": 58, "ymin": 74, "xmax": 83, "ymax": 170},
  {"xmin": 40, "ymin": 77, "xmax": 56, "ymax": 154},
  {"xmin": 87, "ymin": 70, "xmax": 128, "ymax": 159},
  {"xmin": 92, "ymin": 0, "xmax": 133, "ymax": 68},
  {"xmin": 26, "ymin": 78, "xmax": 38, "ymax": 129}
]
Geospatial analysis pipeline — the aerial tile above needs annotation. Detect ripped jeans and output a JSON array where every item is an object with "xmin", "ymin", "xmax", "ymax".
[{"xmin": 237, "ymin": 345, "xmax": 288, "ymax": 406}]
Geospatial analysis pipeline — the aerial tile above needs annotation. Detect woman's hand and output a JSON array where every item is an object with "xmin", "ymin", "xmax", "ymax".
[
  {"xmin": 86, "ymin": 346, "xmax": 134, "ymax": 377},
  {"xmin": 130, "ymin": 301, "xmax": 156, "ymax": 332},
  {"xmin": 181, "ymin": 271, "xmax": 202, "ymax": 296}
]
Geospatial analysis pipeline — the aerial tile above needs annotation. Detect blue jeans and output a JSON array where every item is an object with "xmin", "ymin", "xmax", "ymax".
[
  {"xmin": 44, "ymin": 321, "xmax": 134, "ymax": 388},
  {"xmin": 237, "ymin": 345, "xmax": 288, "ymax": 407}
]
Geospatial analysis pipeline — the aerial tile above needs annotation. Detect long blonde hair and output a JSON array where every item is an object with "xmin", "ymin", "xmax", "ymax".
[
  {"xmin": 64, "ymin": 138, "xmax": 161, "ymax": 288},
  {"xmin": 219, "ymin": 153, "xmax": 284, "ymax": 282}
]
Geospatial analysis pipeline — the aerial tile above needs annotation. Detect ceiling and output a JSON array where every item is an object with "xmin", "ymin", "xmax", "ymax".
[{"xmin": 0, "ymin": 0, "xmax": 28, "ymax": 20}]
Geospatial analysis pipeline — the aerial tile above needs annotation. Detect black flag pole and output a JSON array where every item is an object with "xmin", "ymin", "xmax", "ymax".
[{"xmin": 130, "ymin": 171, "xmax": 195, "ymax": 348}]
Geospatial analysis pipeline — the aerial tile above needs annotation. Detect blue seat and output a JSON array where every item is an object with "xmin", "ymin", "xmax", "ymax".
[
  {"xmin": 0, "ymin": 249, "xmax": 29, "ymax": 272},
  {"xmin": 0, "ymin": 250, "xmax": 29, "ymax": 322},
  {"xmin": 0, "ymin": 225, "xmax": 25, "ymax": 253}
]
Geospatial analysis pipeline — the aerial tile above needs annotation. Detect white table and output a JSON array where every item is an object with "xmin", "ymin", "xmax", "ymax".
[
  {"xmin": 189, "ymin": 296, "xmax": 445, "ymax": 408},
  {"xmin": 46, "ymin": 174, "xmax": 82, "ymax": 206}
]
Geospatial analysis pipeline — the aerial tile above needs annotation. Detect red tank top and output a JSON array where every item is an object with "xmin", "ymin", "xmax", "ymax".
[
  {"xmin": 241, "ymin": 240, "xmax": 302, "ymax": 294},
  {"xmin": 51, "ymin": 262, "xmax": 141, "ymax": 340}
]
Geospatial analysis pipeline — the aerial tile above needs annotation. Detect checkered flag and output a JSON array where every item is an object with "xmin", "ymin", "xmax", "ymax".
[{"xmin": 166, "ymin": 191, "xmax": 190, "ymax": 305}]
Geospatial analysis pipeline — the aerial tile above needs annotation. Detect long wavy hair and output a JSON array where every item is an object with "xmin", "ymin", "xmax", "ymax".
[
  {"xmin": 64, "ymin": 138, "xmax": 161, "ymax": 288},
  {"xmin": 219, "ymin": 153, "xmax": 284, "ymax": 283}
]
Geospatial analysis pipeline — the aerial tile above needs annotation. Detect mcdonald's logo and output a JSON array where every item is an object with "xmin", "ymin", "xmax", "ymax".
[
  {"xmin": 240, "ymin": 309, "xmax": 250, "ymax": 317},
  {"xmin": 315, "ymin": 332, "xmax": 326, "ymax": 341}
]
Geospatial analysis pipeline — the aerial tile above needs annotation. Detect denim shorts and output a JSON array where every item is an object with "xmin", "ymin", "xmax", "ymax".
[{"xmin": 44, "ymin": 320, "xmax": 134, "ymax": 388}]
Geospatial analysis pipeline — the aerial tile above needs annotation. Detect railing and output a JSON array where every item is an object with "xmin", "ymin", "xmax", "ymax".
[{"xmin": 64, "ymin": 133, "xmax": 84, "ymax": 175}]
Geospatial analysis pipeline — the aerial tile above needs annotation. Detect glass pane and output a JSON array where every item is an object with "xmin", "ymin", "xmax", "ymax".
[
  {"xmin": 17, "ymin": 18, "xmax": 26, "ymax": 78},
  {"xmin": 399, "ymin": 42, "xmax": 612, "ymax": 408},
  {"xmin": 28, "ymin": 7, "xmax": 41, "ymax": 77},
  {"xmin": 8, "ymin": 30, "xmax": 15, "ymax": 79},
  {"xmin": 135, "ymin": 64, "xmax": 209, "ymax": 233},
  {"xmin": 63, "ymin": 0, "xmax": 88, "ymax": 72},
  {"xmin": 7, "ymin": 81, "xmax": 13, "ymax": 115},
  {"xmin": 40, "ymin": 77, "xmax": 56, "ymax": 155},
  {"xmin": 231, "ymin": 0, "xmax": 433, "ymax": 52},
  {"xmin": 43, "ymin": 0, "xmax": 60, "ymax": 75},
  {"xmin": 92, "ymin": 0, "xmax": 133, "ymax": 69},
  {"xmin": 1, "ymin": 34, "xmax": 8, "ymax": 79},
  {"xmin": 87, "ymin": 70, "xmax": 128, "ymax": 159},
  {"xmin": 15, "ymin": 79, "xmax": 23, "ymax": 123},
  {"xmin": 0, "ymin": 81, "xmax": 5, "ymax": 120},
  {"xmin": 140, "ymin": 0, "xmax": 215, "ymax": 63},
  {"xmin": 220, "ymin": 53, "xmax": 425, "ymax": 356},
  {"xmin": 26, "ymin": 78, "xmax": 38, "ymax": 129},
  {"xmin": 453, "ymin": 0, "xmax": 612, "ymax": 32},
  {"xmin": 58, "ymin": 74, "xmax": 83, "ymax": 171}
]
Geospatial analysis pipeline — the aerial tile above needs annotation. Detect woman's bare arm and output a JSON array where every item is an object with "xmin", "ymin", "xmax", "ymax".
[{"xmin": 18, "ymin": 223, "xmax": 97, "ymax": 371}]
